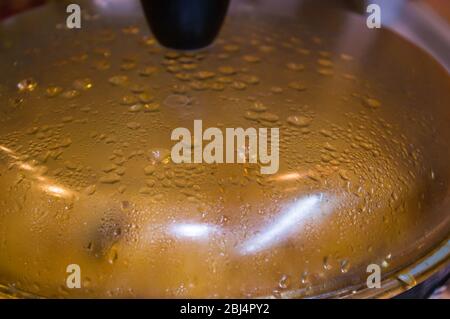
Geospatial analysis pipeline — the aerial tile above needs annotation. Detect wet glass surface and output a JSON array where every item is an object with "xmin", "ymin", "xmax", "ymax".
[{"xmin": 0, "ymin": 0, "xmax": 449, "ymax": 298}]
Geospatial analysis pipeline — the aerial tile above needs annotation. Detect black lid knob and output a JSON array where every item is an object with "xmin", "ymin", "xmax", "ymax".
[{"xmin": 141, "ymin": 0, "xmax": 230, "ymax": 50}]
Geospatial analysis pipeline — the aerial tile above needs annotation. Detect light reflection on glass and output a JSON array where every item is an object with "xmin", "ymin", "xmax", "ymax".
[
  {"xmin": 93, "ymin": 0, "xmax": 140, "ymax": 16},
  {"xmin": 0, "ymin": 144, "xmax": 75, "ymax": 199},
  {"xmin": 0, "ymin": 145, "xmax": 13, "ymax": 153},
  {"xmin": 41, "ymin": 184, "xmax": 71, "ymax": 198},
  {"xmin": 168, "ymin": 222, "xmax": 218, "ymax": 240},
  {"xmin": 18, "ymin": 162, "xmax": 36, "ymax": 172},
  {"xmin": 270, "ymin": 172, "xmax": 303, "ymax": 182},
  {"xmin": 238, "ymin": 193, "xmax": 332, "ymax": 255}
]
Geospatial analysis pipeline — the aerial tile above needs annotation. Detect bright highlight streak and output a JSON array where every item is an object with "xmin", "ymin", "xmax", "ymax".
[
  {"xmin": 0, "ymin": 145, "xmax": 13, "ymax": 153},
  {"xmin": 19, "ymin": 163, "xmax": 36, "ymax": 172},
  {"xmin": 169, "ymin": 223, "xmax": 217, "ymax": 239},
  {"xmin": 41, "ymin": 184, "xmax": 72, "ymax": 198},
  {"xmin": 239, "ymin": 194, "xmax": 329, "ymax": 255}
]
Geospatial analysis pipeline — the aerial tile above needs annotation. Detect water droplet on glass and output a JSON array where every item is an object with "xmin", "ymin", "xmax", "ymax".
[
  {"xmin": 17, "ymin": 78, "xmax": 37, "ymax": 92},
  {"xmin": 100, "ymin": 173, "xmax": 121, "ymax": 184},
  {"xmin": 363, "ymin": 98, "xmax": 381, "ymax": 109},
  {"xmin": 287, "ymin": 115, "xmax": 312, "ymax": 127},
  {"xmin": 45, "ymin": 86, "xmax": 63, "ymax": 98},
  {"xmin": 288, "ymin": 82, "xmax": 307, "ymax": 91},
  {"xmin": 73, "ymin": 78, "xmax": 93, "ymax": 90},
  {"xmin": 278, "ymin": 274, "xmax": 291, "ymax": 289}
]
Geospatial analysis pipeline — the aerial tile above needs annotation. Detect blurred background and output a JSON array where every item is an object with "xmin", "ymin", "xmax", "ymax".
[
  {"xmin": 0, "ymin": 0, "xmax": 450, "ymax": 21},
  {"xmin": 0, "ymin": 0, "xmax": 45, "ymax": 19}
]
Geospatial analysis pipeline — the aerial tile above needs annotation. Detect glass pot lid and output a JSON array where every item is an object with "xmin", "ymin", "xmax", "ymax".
[{"xmin": 0, "ymin": 0, "xmax": 449, "ymax": 298}]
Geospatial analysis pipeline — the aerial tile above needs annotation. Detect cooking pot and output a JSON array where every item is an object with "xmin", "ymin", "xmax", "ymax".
[{"xmin": 0, "ymin": 0, "xmax": 448, "ymax": 298}]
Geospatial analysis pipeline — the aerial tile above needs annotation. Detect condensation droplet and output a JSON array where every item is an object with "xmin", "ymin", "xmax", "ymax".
[
  {"xmin": 73, "ymin": 78, "xmax": 93, "ymax": 90},
  {"xmin": 100, "ymin": 173, "xmax": 121, "ymax": 184},
  {"xmin": 287, "ymin": 115, "xmax": 312, "ymax": 127},
  {"xmin": 278, "ymin": 274, "xmax": 291, "ymax": 289},
  {"xmin": 17, "ymin": 78, "xmax": 37, "ymax": 92},
  {"xmin": 288, "ymin": 81, "xmax": 307, "ymax": 91},
  {"xmin": 363, "ymin": 98, "xmax": 381, "ymax": 109},
  {"xmin": 45, "ymin": 86, "xmax": 63, "ymax": 97}
]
